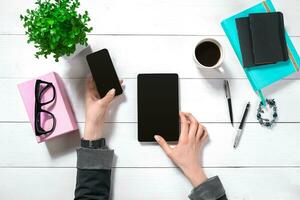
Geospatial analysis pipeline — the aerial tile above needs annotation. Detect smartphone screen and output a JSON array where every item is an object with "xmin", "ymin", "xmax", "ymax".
[{"xmin": 86, "ymin": 49, "xmax": 123, "ymax": 97}]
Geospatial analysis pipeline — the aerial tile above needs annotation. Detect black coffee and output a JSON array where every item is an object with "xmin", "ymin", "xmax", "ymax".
[{"xmin": 195, "ymin": 41, "xmax": 221, "ymax": 67}]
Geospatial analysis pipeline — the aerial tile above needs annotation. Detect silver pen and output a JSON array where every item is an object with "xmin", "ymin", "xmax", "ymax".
[{"xmin": 234, "ymin": 102, "xmax": 250, "ymax": 148}]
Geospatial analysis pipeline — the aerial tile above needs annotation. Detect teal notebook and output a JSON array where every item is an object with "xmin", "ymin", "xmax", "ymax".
[{"xmin": 221, "ymin": 0, "xmax": 300, "ymax": 103}]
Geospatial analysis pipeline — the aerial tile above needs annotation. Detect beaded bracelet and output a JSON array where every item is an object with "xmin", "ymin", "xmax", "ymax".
[{"xmin": 257, "ymin": 99, "xmax": 278, "ymax": 127}]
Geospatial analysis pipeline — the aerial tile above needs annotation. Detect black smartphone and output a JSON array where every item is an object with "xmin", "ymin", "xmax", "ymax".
[{"xmin": 86, "ymin": 49, "xmax": 123, "ymax": 97}]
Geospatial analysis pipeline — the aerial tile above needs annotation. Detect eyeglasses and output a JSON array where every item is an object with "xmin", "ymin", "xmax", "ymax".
[{"xmin": 34, "ymin": 79, "xmax": 57, "ymax": 136}]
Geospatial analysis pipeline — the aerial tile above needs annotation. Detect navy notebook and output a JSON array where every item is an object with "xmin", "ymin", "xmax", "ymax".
[
  {"xmin": 250, "ymin": 12, "xmax": 288, "ymax": 65},
  {"xmin": 221, "ymin": 0, "xmax": 300, "ymax": 103},
  {"xmin": 236, "ymin": 12, "xmax": 288, "ymax": 67}
]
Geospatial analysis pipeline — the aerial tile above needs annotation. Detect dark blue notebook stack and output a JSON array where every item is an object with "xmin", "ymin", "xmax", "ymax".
[{"xmin": 236, "ymin": 12, "xmax": 288, "ymax": 68}]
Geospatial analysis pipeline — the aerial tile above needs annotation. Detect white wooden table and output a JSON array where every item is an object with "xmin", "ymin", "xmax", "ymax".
[{"xmin": 1, "ymin": 0, "xmax": 300, "ymax": 199}]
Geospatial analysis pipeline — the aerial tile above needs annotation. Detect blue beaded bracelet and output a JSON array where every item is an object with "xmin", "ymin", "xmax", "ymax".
[{"xmin": 257, "ymin": 99, "xmax": 278, "ymax": 127}]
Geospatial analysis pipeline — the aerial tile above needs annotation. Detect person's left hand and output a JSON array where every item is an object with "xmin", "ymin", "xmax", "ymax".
[{"xmin": 83, "ymin": 76, "xmax": 123, "ymax": 140}]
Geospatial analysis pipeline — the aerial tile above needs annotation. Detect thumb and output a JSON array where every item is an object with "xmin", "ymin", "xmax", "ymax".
[
  {"xmin": 154, "ymin": 135, "xmax": 172, "ymax": 157},
  {"xmin": 99, "ymin": 88, "xmax": 116, "ymax": 105}
]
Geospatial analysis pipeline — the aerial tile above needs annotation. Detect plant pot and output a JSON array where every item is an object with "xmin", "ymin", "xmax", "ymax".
[
  {"xmin": 62, "ymin": 44, "xmax": 92, "ymax": 77},
  {"xmin": 63, "ymin": 44, "xmax": 90, "ymax": 61}
]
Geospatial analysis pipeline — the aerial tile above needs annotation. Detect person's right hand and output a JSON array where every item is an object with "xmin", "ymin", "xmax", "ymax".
[
  {"xmin": 83, "ymin": 76, "xmax": 123, "ymax": 141},
  {"xmin": 154, "ymin": 112, "xmax": 208, "ymax": 187}
]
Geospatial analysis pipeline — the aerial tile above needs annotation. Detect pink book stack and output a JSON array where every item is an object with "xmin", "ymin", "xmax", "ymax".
[{"xmin": 18, "ymin": 72, "xmax": 78, "ymax": 143}]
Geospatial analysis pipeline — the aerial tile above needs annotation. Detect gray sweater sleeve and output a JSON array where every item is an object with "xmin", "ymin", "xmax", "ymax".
[
  {"xmin": 74, "ymin": 145, "xmax": 114, "ymax": 200},
  {"xmin": 189, "ymin": 176, "xmax": 227, "ymax": 200},
  {"xmin": 76, "ymin": 145, "xmax": 227, "ymax": 199},
  {"xmin": 76, "ymin": 147, "xmax": 114, "ymax": 170}
]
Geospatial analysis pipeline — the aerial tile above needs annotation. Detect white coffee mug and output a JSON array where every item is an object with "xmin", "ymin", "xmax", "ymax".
[{"xmin": 193, "ymin": 38, "xmax": 224, "ymax": 70}]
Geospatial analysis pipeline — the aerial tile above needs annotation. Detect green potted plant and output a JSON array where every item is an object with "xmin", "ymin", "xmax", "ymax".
[{"xmin": 20, "ymin": 0, "xmax": 93, "ymax": 62}]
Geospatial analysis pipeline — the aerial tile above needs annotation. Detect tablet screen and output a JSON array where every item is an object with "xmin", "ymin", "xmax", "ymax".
[{"xmin": 137, "ymin": 74, "xmax": 179, "ymax": 142}]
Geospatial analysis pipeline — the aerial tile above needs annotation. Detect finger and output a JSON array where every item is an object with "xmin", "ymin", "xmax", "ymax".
[
  {"xmin": 98, "ymin": 88, "xmax": 116, "ymax": 106},
  {"xmin": 200, "ymin": 126, "xmax": 208, "ymax": 141},
  {"xmin": 196, "ymin": 123, "xmax": 205, "ymax": 141},
  {"xmin": 86, "ymin": 76, "xmax": 100, "ymax": 99},
  {"xmin": 90, "ymin": 80, "xmax": 100, "ymax": 99},
  {"xmin": 186, "ymin": 113, "xmax": 198, "ymax": 139},
  {"xmin": 179, "ymin": 112, "xmax": 189, "ymax": 142},
  {"xmin": 119, "ymin": 79, "xmax": 124, "ymax": 85},
  {"xmin": 85, "ymin": 77, "xmax": 94, "ymax": 101},
  {"xmin": 154, "ymin": 135, "xmax": 172, "ymax": 157},
  {"xmin": 85, "ymin": 76, "xmax": 92, "ymax": 91}
]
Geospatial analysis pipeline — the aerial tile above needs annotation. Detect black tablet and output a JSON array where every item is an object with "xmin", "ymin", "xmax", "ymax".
[{"xmin": 137, "ymin": 74, "xmax": 179, "ymax": 142}]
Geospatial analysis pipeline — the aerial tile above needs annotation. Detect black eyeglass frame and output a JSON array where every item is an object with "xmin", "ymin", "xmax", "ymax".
[{"xmin": 34, "ymin": 79, "xmax": 57, "ymax": 136}]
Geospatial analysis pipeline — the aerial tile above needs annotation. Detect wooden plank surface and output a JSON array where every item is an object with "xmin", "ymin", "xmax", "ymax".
[
  {"xmin": 1, "ymin": 0, "xmax": 300, "ymax": 198},
  {"xmin": 2, "ymin": 78, "xmax": 300, "ymax": 122},
  {"xmin": 1, "ymin": 167, "xmax": 300, "ymax": 200},
  {"xmin": 0, "ymin": 35, "xmax": 300, "ymax": 79},
  {"xmin": 1, "ymin": 122, "xmax": 300, "ymax": 167},
  {"xmin": 1, "ymin": 0, "xmax": 300, "ymax": 35}
]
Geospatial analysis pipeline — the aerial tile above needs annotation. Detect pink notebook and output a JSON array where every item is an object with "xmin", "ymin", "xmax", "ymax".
[{"xmin": 18, "ymin": 72, "xmax": 78, "ymax": 143}]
